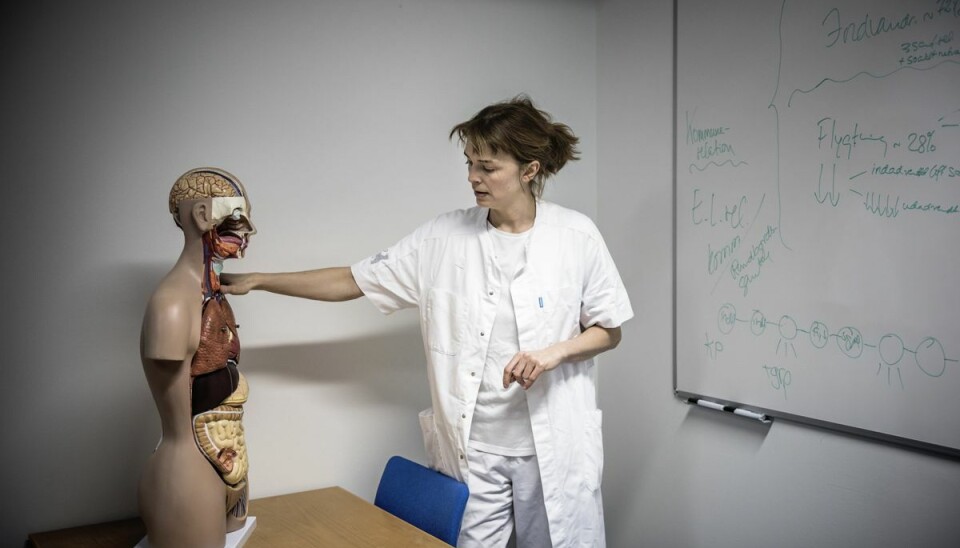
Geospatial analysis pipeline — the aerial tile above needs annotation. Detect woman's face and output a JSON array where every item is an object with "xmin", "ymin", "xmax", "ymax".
[{"xmin": 464, "ymin": 144, "xmax": 530, "ymax": 211}]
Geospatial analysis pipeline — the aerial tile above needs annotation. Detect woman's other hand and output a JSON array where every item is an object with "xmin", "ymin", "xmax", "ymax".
[
  {"xmin": 502, "ymin": 326, "xmax": 622, "ymax": 390},
  {"xmin": 502, "ymin": 348, "xmax": 562, "ymax": 390}
]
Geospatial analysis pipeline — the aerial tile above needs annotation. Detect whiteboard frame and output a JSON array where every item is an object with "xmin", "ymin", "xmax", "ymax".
[{"xmin": 670, "ymin": 0, "xmax": 960, "ymax": 460}]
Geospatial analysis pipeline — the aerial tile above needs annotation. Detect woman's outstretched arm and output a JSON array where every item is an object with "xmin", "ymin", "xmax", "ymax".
[{"xmin": 220, "ymin": 267, "xmax": 363, "ymax": 302}]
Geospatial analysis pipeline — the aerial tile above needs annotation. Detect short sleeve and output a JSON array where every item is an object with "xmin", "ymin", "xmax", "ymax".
[
  {"xmin": 351, "ymin": 224, "xmax": 426, "ymax": 315},
  {"xmin": 579, "ymin": 231, "xmax": 634, "ymax": 329}
]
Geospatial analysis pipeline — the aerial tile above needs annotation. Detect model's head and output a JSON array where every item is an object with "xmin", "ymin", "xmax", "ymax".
[
  {"xmin": 450, "ymin": 95, "xmax": 580, "ymax": 199},
  {"xmin": 168, "ymin": 168, "xmax": 256, "ymax": 259}
]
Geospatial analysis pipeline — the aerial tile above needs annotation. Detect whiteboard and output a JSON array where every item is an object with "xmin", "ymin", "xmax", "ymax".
[{"xmin": 675, "ymin": 0, "xmax": 960, "ymax": 455}]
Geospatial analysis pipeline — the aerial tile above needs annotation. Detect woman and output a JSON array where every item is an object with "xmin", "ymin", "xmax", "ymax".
[
  {"xmin": 139, "ymin": 168, "xmax": 257, "ymax": 547},
  {"xmin": 223, "ymin": 96, "xmax": 632, "ymax": 547}
]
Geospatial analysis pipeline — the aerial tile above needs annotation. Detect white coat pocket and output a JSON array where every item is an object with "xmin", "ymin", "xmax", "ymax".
[
  {"xmin": 423, "ymin": 288, "xmax": 463, "ymax": 356},
  {"xmin": 418, "ymin": 407, "xmax": 446, "ymax": 472},
  {"xmin": 537, "ymin": 285, "xmax": 581, "ymax": 345},
  {"xmin": 582, "ymin": 409, "xmax": 604, "ymax": 492}
]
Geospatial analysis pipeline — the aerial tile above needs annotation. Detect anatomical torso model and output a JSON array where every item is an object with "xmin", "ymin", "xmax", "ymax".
[{"xmin": 138, "ymin": 168, "xmax": 256, "ymax": 547}]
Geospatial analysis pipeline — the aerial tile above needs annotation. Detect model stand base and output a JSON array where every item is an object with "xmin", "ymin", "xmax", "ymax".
[{"xmin": 135, "ymin": 516, "xmax": 257, "ymax": 548}]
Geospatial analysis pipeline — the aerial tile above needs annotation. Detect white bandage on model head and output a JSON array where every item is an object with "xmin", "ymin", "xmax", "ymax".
[{"xmin": 210, "ymin": 196, "xmax": 250, "ymax": 224}]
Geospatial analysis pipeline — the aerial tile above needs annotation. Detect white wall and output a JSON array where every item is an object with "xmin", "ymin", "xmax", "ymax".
[
  {"xmin": 0, "ymin": 1, "xmax": 596, "ymax": 544},
  {"xmin": 596, "ymin": 1, "xmax": 960, "ymax": 547}
]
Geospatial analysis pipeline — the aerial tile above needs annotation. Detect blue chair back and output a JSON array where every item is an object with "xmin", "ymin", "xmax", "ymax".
[{"xmin": 374, "ymin": 455, "xmax": 469, "ymax": 546}]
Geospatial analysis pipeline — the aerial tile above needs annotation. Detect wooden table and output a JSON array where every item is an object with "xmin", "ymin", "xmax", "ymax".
[{"xmin": 28, "ymin": 487, "xmax": 451, "ymax": 547}]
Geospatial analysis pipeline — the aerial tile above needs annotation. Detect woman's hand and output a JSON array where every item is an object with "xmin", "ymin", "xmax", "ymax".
[
  {"xmin": 501, "ymin": 325, "xmax": 622, "ymax": 390},
  {"xmin": 220, "ymin": 273, "xmax": 257, "ymax": 296},
  {"xmin": 502, "ymin": 348, "xmax": 563, "ymax": 390}
]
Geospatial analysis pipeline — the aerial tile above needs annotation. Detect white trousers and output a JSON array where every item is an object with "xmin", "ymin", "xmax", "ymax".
[{"xmin": 457, "ymin": 447, "xmax": 553, "ymax": 548}]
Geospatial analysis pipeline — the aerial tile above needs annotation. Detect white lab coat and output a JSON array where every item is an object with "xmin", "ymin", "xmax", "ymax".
[{"xmin": 351, "ymin": 201, "xmax": 633, "ymax": 547}]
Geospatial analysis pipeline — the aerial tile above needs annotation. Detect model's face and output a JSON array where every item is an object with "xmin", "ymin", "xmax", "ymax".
[
  {"xmin": 210, "ymin": 196, "xmax": 256, "ymax": 259},
  {"xmin": 464, "ymin": 144, "xmax": 529, "ymax": 211}
]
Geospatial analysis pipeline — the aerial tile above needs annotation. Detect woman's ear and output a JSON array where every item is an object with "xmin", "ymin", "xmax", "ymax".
[{"xmin": 522, "ymin": 160, "xmax": 541, "ymax": 182}]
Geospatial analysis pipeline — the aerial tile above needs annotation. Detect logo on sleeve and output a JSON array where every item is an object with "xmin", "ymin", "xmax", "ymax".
[{"xmin": 371, "ymin": 250, "xmax": 389, "ymax": 264}]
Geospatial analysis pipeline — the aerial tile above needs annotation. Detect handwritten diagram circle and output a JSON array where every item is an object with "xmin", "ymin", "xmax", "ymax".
[
  {"xmin": 915, "ymin": 337, "xmax": 946, "ymax": 378},
  {"xmin": 878, "ymin": 334, "xmax": 905, "ymax": 366},
  {"xmin": 717, "ymin": 303, "xmax": 736, "ymax": 335},
  {"xmin": 778, "ymin": 315, "xmax": 798, "ymax": 341},
  {"xmin": 809, "ymin": 321, "xmax": 829, "ymax": 349},
  {"xmin": 750, "ymin": 310, "xmax": 767, "ymax": 336},
  {"xmin": 836, "ymin": 326, "xmax": 863, "ymax": 359}
]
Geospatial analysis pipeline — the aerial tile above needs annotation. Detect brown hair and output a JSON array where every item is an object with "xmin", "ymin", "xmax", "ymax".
[{"xmin": 449, "ymin": 95, "xmax": 580, "ymax": 199}]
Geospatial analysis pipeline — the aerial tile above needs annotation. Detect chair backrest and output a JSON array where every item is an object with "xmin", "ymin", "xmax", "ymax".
[{"xmin": 374, "ymin": 455, "xmax": 469, "ymax": 546}]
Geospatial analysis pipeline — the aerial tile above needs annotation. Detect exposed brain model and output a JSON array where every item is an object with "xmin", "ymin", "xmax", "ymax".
[{"xmin": 168, "ymin": 169, "xmax": 244, "ymax": 224}]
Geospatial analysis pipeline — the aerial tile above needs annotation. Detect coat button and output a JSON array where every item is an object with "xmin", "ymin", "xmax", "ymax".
[{"xmin": 480, "ymin": 332, "xmax": 485, "ymax": 337}]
